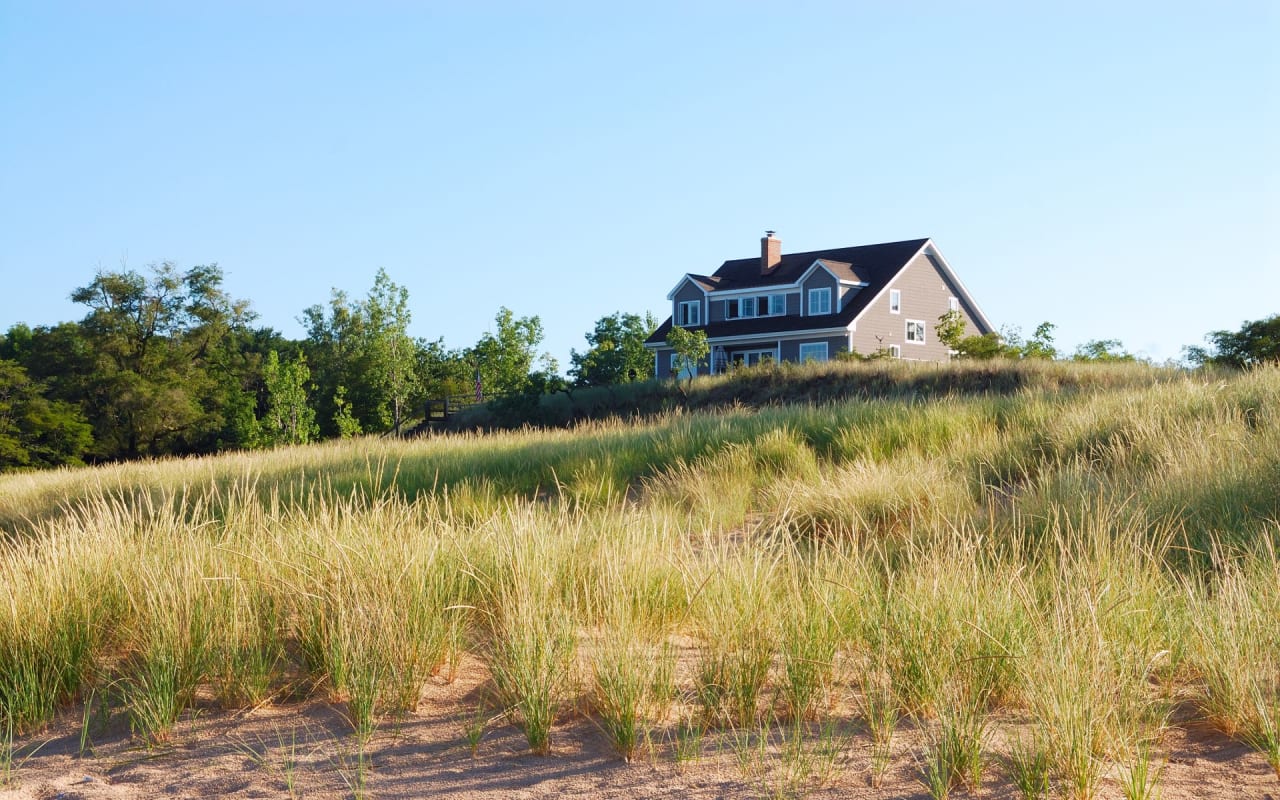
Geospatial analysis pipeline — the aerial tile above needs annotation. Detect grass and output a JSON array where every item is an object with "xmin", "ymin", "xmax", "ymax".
[{"xmin": 0, "ymin": 361, "xmax": 1277, "ymax": 793}]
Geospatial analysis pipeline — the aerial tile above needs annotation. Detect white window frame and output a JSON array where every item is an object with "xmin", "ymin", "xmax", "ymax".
[
  {"xmin": 730, "ymin": 347, "xmax": 778, "ymax": 368},
  {"xmin": 888, "ymin": 344, "xmax": 901, "ymax": 358},
  {"xmin": 677, "ymin": 300, "xmax": 700, "ymax": 327},
  {"xmin": 798, "ymin": 342, "xmax": 829, "ymax": 363},
  {"xmin": 768, "ymin": 294, "xmax": 786, "ymax": 315},
  {"xmin": 905, "ymin": 319, "xmax": 926, "ymax": 344},
  {"xmin": 807, "ymin": 287, "xmax": 832, "ymax": 316},
  {"xmin": 948, "ymin": 296, "xmax": 960, "ymax": 312},
  {"xmin": 889, "ymin": 289, "xmax": 901, "ymax": 314}
]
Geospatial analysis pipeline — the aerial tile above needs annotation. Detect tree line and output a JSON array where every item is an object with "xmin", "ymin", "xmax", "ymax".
[
  {"xmin": 0, "ymin": 263, "xmax": 657, "ymax": 471},
  {"xmin": 2, "ymin": 261, "xmax": 1274, "ymax": 473}
]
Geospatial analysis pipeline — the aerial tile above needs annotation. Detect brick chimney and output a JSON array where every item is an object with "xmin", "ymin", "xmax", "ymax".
[{"xmin": 761, "ymin": 230, "xmax": 781, "ymax": 275}]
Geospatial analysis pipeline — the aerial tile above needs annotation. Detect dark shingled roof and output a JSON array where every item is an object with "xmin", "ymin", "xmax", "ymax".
[{"xmin": 646, "ymin": 237, "xmax": 930, "ymax": 345}]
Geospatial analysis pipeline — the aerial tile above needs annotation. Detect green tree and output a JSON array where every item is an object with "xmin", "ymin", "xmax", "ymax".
[
  {"xmin": 1073, "ymin": 339, "xmax": 1136, "ymax": 363},
  {"xmin": 569, "ymin": 312, "xmax": 657, "ymax": 386},
  {"xmin": 70, "ymin": 262, "xmax": 254, "ymax": 460},
  {"xmin": 1019, "ymin": 322, "xmax": 1058, "ymax": 360},
  {"xmin": 0, "ymin": 359, "xmax": 93, "ymax": 471},
  {"xmin": 468, "ymin": 307, "xmax": 546, "ymax": 397},
  {"xmin": 332, "ymin": 385, "xmax": 362, "ymax": 438},
  {"xmin": 303, "ymin": 270, "xmax": 426, "ymax": 435},
  {"xmin": 415, "ymin": 338, "xmax": 473, "ymax": 399},
  {"xmin": 1186, "ymin": 314, "xmax": 1280, "ymax": 368},
  {"xmin": 362, "ymin": 269, "xmax": 419, "ymax": 434},
  {"xmin": 935, "ymin": 311, "xmax": 1012, "ymax": 360},
  {"xmin": 665, "ymin": 326, "xmax": 708, "ymax": 389},
  {"xmin": 935, "ymin": 310, "xmax": 966, "ymax": 350},
  {"xmin": 259, "ymin": 351, "xmax": 318, "ymax": 446},
  {"xmin": 302, "ymin": 288, "xmax": 372, "ymax": 437}
]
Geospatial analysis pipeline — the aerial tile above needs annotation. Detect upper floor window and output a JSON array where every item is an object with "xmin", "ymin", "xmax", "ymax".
[
  {"xmin": 906, "ymin": 319, "xmax": 926, "ymax": 343},
  {"xmin": 677, "ymin": 300, "xmax": 701, "ymax": 327},
  {"xmin": 890, "ymin": 289, "xmax": 902, "ymax": 314},
  {"xmin": 726, "ymin": 293, "xmax": 788, "ymax": 319},
  {"xmin": 808, "ymin": 287, "xmax": 832, "ymax": 315},
  {"xmin": 948, "ymin": 296, "xmax": 960, "ymax": 312}
]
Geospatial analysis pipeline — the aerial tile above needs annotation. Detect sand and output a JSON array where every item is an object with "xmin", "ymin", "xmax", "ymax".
[{"xmin": 1, "ymin": 657, "xmax": 1275, "ymax": 800}]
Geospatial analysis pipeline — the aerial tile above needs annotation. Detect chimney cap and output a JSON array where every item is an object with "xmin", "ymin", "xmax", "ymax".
[{"xmin": 765, "ymin": 230, "xmax": 776, "ymax": 237}]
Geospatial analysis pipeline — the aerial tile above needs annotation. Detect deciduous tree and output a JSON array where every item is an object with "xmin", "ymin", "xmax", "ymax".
[{"xmin": 569, "ymin": 312, "xmax": 657, "ymax": 386}]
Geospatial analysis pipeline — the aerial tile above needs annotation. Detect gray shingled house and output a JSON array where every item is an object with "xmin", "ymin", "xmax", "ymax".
[{"xmin": 644, "ymin": 233, "xmax": 995, "ymax": 378}]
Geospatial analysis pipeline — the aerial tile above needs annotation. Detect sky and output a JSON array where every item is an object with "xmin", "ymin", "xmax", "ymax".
[{"xmin": 1, "ymin": 1, "xmax": 1277, "ymax": 368}]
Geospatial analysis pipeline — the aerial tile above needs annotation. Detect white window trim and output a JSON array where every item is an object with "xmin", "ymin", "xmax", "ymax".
[
  {"xmin": 670, "ymin": 353, "xmax": 696, "ymax": 380},
  {"xmin": 948, "ymin": 296, "xmax": 960, "ymax": 312},
  {"xmin": 889, "ymin": 289, "xmax": 901, "ymax": 314},
  {"xmin": 888, "ymin": 344, "xmax": 902, "ymax": 358},
  {"xmin": 807, "ymin": 287, "xmax": 832, "ymax": 316},
  {"xmin": 677, "ymin": 300, "xmax": 701, "ymax": 327},
  {"xmin": 726, "ymin": 293, "xmax": 789, "ymax": 320},
  {"xmin": 905, "ymin": 319, "xmax": 926, "ymax": 344},
  {"xmin": 731, "ymin": 347, "xmax": 779, "ymax": 368},
  {"xmin": 798, "ymin": 342, "xmax": 829, "ymax": 363}
]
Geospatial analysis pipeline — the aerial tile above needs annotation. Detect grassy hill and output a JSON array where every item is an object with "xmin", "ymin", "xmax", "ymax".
[{"xmin": 1, "ymin": 360, "xmax": 1277, "ymax": 796}]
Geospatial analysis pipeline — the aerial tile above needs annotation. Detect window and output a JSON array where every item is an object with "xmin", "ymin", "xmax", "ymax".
[
  {"xmin": 906, "ymin": 319, "xmax": 926, "ymax": 344},
  {"xmin": 725, "ymin": 297, "xmax": 756, "ymax": 319},
  {"xmin": 890, "ymin": 289, "xmax": 901, "ymax": 314},
  {"xmin": 670, "ymin": 353, "xmax": 696, "ymax": 381},
  {"xmin": 888, "ymin": 344, "xmax": 901, "ymax": 358},
  {"xmin": 730, "ymin": 348, "xmax": 777, "ymax": 368},
  {"xmin": 798, "ymin": 342, "xmax": 829, "ymax": 363},
  {"xmin": 808, "ymin": 287, "xmax": 831, "ymax": 315},
  {"xmin": 948, "ymin": 296, "xmax": 960, "ymax": 312},
  {"xmin": 725, "ymin": 294, "xmax": 786, "ymax": 319},
  {"xmin": 677, "ymin": 300, "xmax": 700, "ymax": 326}
]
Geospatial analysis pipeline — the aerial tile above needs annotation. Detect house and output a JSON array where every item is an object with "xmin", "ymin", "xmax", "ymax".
[{"xmin": 644, "ymin": 233, "xmax": 994, "ymax": 378}]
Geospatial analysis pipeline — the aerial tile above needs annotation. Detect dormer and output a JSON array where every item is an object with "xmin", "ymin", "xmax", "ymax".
[{"xmin": 666, "ymin": 274, "xmax": 712, "ymax": 327}]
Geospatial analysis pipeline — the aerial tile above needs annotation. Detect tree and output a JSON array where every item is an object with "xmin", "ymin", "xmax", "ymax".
[
  {"xmin": 936, "ymin": 311, "xmax": 1012, "ymax": 360},
  {"xmin": 259, "ymin": 351, "xmax": 317, "ymax": 446},
  {"xmin": 332, "ymin": 385, "xmax": 362, "ymax": 438},
  {"xmin": 569, "ymin": 312, "xmax": 658, "ymax": 386},
  {"xmin": 1186, "ymin": 314, "xmax": 1280, "ymax": 368},
  {"xmin": 1073, "ymin": 339, "xmax": 1136, "ymax": 363},
  {"xmin": 1019, "ymin": 322, "xmax": 1058, "ymax": 360},
  {"xmin": 362, "ymin": 269, "xmax": 419, "ymax": 434},
  {"xmin": 665, "ymin": 326, "xmax": 708, "ymax": 389},
  {"xmin": 935, "ymin": 310, "xmax": 966, "ymax": 351},
  {"xmin": 468, "ymin": 307, "xmax": 546, "ymax": 397},
  {"xmin": 415, "ymin": 338, "xmax": 472, "ymax": 399},
  {"xmin": 0, "ymin": 359, "xmax": 93, "ymax": 471},
  {"xmin": 70, "ymin": 262, "xmax": 254, "ymax": 460},
  {"xmin": 302, "ymin": 288, "xmax": 372, "ymax": 437}
]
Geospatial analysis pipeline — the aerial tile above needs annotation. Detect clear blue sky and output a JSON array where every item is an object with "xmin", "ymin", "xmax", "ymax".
[{"xmin": 2, "ymin": 1, "xmax": 1277, "ymax": 367}]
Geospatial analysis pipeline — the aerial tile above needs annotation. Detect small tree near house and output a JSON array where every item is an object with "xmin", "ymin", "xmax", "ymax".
[{"xmin": 665, "ymin": 326, "xmax": 709, "ymax": 391}]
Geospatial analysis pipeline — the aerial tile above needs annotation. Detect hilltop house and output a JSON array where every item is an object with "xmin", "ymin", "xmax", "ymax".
[{"xmin": 644, "ymin": 233, "xmax": 994, "ymax": 378}]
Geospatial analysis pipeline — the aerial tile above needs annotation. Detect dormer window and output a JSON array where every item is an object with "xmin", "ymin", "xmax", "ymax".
[
  {"xmin": 726, "ymin": 293, "xmax": 788, "ymax": 319},
  {"xmin": 677, "ymin": 300, "xmax": 701, "ymax": 327},
  {"xmin": 808, "ymin": 287, "xmax": 832, "ymax": 315}
]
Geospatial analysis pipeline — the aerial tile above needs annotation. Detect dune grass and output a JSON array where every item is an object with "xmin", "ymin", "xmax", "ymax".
[{"xmin": 0, "ymin": 360, "xmax": 1276, "ymax": 794}]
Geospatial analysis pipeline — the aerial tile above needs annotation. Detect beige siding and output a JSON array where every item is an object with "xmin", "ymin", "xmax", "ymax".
[{"xmin": 851, "ymin": 253, "xmax": 985, "ymax": 361}]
